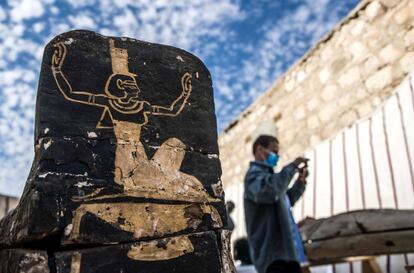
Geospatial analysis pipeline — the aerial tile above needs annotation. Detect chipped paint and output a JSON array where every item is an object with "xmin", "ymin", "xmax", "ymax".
[
  {"xmin": 196, "ymin": 72, "xmax": 199, "ymax": 78},
  {"xmin": 38, "ymin": 173, "xmax": 49, "ymax": 178},
  {"xmin": 66, "ymin": 203, "xmax": 222, "ymax": 243},
  {"xmin": 105, "ymin": 121, "xmax": 220, "ymax": 203},
  {"xmin": 127, "ymin": 235, "xmax": 194, "ymax": 261},
  {"xmin": 44, "ymin": 128, "xmax": 50, "ymax": 134},
  {"xmin": 64, "ymin": 38, "xmax": 74, "ymax": 45},
  {"xmin": 75, "ymin": 181, "xmax": 92, "ymax": 188},
  {"xmin": 64, "ymin": 224, "xmax": 74, "ymax": 236},
  {"xmin": 38, "ymin": 171, "xmax": 88, "ymax": 179},
  {"xmin": 87, "ymin": 131, "xmax": 98, "ymax": 138},
  {"xmin": 211, "ymin": 181, "xmax": 224, "ymax": 198},
  {"xmin": 10, "ymin": 219, "xmax": 16, "ymax": 233},
  {"xmin": 71, "ymin": 188, "xmax": 104, "ymax": 201},
  {"xmin": 220, "ymin": 231, "xmax": 237, "ymax": 273},
  {"xmin": 43, "ymin": 139, "xmax": 53, "ymax": 150},
  {"xmin": 70, "ymin": 252, "xmax": 81, "ymax": 273},
  {"xmin": 176, "ymin": 55, "xmax": 185, "ymax": 62},
  {"xmin": 19, "ymin": 252, "xmax": 50, "ymax": 273},
  {"xmin": 207, "ymin": 153, "xmax": 219, "ymax": 159},
  {"xmin": 200, "ymin": 204, "xmax": 222, "ymax": 228}
]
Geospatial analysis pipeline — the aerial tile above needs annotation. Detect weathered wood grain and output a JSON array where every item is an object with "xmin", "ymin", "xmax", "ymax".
[
  {"xmin": 300, "ymin": 209, "xmax": 414, "ymax": 242},
  {"xmin": 305, "ymin": 229, "xmax": 414, "ymax": 261}
]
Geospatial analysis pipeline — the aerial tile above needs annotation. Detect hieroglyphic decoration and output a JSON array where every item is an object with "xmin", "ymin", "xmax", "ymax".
[
  {"xmin": 0, "ymin": 30, "xmax": 232, "ymax": 272},
  {"xmin": 127, "ymin": 235, "xmax": 194, "ymax": 261},
  {"xmin": 68, "ymin": 203, "xmax": 222, "ymax": 242},
  {"xmin": 51, "ymin": 40, "xmax": 191, "ymax": 129},
  {"xmin": 52, "ymin": 231, "xmax": 225, "ymax": 272},
  {"xmin": 51, "ymin": 40, "xmax": 219, "ymax": 260},
  {"xmin": 70, "ymin": 252, "xmax": 81, "ymax": 273}
]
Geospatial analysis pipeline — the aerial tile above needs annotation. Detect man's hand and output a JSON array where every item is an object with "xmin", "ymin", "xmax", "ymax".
[
  {"xmin": 298, "ymin": 167, "xmax": 309, "ymax": 182},
  {"xmin": 293, "ymin": 157, "xmax": 309, "ymax": 169}
]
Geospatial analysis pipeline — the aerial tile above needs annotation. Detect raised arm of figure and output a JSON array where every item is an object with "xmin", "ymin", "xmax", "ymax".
[
  {"xmin": 51, "ymin": 42, "xmax": 108, "ymax": 107},
  {"xmin": 148, "ymin": 73, "xmax": 192, "ymax": 116}
]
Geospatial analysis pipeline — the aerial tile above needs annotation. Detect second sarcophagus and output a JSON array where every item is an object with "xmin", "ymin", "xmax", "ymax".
[{"xmin": 0, "ymin": 30, "xmax": 234, "ymax": 273}]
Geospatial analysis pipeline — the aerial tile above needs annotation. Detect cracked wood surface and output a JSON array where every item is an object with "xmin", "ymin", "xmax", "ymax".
[{"xmin": 300, "ymin": 209, "xmax": 414, "ymax": 262}]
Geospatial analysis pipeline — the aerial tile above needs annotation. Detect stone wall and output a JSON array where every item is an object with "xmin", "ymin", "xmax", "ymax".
[
  {"xmin": 0, "ymin": 194, "xmax": 18, "ymax": 219},
  {"xmin": 219, "ymin": 0, "xmax": 414, "ymax": 187}
]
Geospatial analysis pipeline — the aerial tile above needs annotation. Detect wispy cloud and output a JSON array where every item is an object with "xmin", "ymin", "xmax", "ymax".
[
  {"xmin": 213, "ymin": 0, "xmax": 358, "ymax": 129},
  {"xmin": 0, "ymin": 0, "xmax": 245, "ymax": 196},
  {"xmin": 0, "ymin": 0, "xmax": 357, "ymax": 196}
]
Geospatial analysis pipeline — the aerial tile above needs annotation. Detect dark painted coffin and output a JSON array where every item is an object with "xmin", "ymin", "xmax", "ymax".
[{"xmin": 0, "ymin": 30, "xmax": 234, "ymax": 273}]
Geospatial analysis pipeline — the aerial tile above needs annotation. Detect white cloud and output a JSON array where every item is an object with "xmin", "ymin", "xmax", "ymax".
[
  {"xmin": 212, "ymin": 0, "xmax": 357, "ymax": 131},
  {"xmin": 63, "ymin": 0, "xmax": 94, "ymax": 8},
  {"xmin": 0, "ymin": 6, "xmax": 6, "ymax": 22},
  {"xmin": 10, "ymin": 0, "xmax": 45, "ymax": 22},
  {"xmin": 0, "ymin": 0, "xmax": 356, "ymax": 196},
  {"xmin": 112, "ymin": 9, "xmax": 138, "ymax": 37},
  {"xmin": 0, "ymin": 70, "xmax": 24, "ymax": 86},
  {"xmin": 69, "ymin": 14, "xmax": 96, "ymax": 29},
  {"xmin": 106, "ymin": 0, "xmax": 244, "ymax": 57},
  {"xmin": 0, "ymin": 0, "xmax": 245, "ymax": 197},
  {"xmin": 33, "ymin": 22, "xmax": 45, "ymax": 33},
  {"xmin": 50, "ymin": 6, "xmax": 59, "ymax": 15}
]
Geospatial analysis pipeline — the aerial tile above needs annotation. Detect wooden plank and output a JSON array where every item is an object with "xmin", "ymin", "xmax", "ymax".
[
  {"xmin": 307, "ymin": 255, "xmax": 376, "ymax": 266},
  {"xmin": 300, "ymin": 209, "xmax": 414, "ymax": 242},
  {"xmin": 361, "ymin": 259, "xmax": 382, "ymax": 273},
  {"xmin": 405, "ymin": 265, "xmax": 414, "ymax": 271},
  {"xmin": 301, "ymin": 266, "xmax": 311, "ymax": 273},
  {"xmin": 305, "ymin": 230, "xmax": 414, "ymax": 261}
]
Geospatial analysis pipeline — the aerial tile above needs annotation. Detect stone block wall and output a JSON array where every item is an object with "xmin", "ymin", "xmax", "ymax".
[
  {"xmin": 219, "ymin": 0, "xmax": 414, "ymax": 187},
  {"xmin": 0, "ymin": 194, "xmax": 18, "ymax": 219}
]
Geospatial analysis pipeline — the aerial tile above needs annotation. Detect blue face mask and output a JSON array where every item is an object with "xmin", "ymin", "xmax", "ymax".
[{"xmin": 266, "ymin": 152, "xmax": 279, "ymax": 167}]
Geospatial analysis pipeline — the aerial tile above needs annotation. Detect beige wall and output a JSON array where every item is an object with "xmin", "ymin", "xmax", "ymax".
[
  {"xmin": 219, "ymin": 0, "xmax": 414, "ymax": 187},
  {"xmin": 0, "ymin": 194, "xmax": 19, "ymax": 219}
]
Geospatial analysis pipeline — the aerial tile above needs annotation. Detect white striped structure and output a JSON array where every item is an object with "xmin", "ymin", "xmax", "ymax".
[{"xmin": 225, "ymin": 71, "xmax": 414, "ymax": 272}]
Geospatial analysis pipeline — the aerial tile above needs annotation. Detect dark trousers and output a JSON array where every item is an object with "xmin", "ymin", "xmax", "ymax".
[{"xmin": 266, "ymin": 260, "xmax": 302, "ymax": 273}]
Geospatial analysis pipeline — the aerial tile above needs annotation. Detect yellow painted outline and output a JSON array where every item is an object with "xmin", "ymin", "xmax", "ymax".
[{"xmin": 51, "ymin": 42, "xmax": 192, "ymax": 128}]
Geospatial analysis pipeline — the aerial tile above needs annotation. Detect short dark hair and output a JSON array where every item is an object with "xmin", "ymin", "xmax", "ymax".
[
  {"xmin": 234, "ymin": 237, "xmax": 252, "ymax": 265},
  {"xmin": 252, "ymin": 135, "xmax": 278, "ymax": 155},
  {"xmin": 226, "ymin": 201, "xmax": 235, "ymax": 212}
]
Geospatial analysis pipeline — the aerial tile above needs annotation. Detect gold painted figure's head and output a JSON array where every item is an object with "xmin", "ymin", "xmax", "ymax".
[
  {"xmin": 105, "ymin": 39, "xmax": 141, "ymax": 102},
  {"xmin": 105, "ymin": 74, "xmax": 140, "ymax": 102}
]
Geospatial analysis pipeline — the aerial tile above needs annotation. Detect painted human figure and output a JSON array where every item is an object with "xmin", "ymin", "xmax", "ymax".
[
  {"xmin": 52, "ymin": 40, "xmax": 192, "ymax": 129},
  {"xmin": 51, "ymin": 40, "xmax": 216, "ymax": 203}
]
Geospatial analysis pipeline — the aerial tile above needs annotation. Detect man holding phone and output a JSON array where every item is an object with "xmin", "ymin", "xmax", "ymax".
[{"xmin": 244, "ymin": 135, "xmax": 308, "ymax": 273}]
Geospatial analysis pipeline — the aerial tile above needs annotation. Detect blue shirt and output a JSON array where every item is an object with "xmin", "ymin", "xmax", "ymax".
[
  {"xmin": 285, "ymin": 195, "xmax": 307, "ymax": 263},
  {"xmin": 244, "ymin": 161, "xmax": 306, "ymax": 273}
]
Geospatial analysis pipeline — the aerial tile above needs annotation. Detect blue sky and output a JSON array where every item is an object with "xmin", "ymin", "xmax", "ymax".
[{"xmin": 0, "ymin": 0, "xmax": 358, "ymax": 196}]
